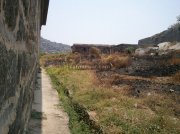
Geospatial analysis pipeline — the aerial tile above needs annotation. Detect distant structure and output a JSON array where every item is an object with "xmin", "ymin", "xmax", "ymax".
[
  {"xmin": 72, "ymin": 44, "xmax": 113, "ymax": 54},
  {"xmin": 111, "ymin": 44, "xmax": 138, "ymax": 53},
  {"xmin": 72, "ymin": 44, "xmax": 138, "ymax": 54}
]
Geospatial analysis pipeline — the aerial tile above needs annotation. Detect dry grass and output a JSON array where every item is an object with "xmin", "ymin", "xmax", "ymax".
[
  {"xmin": 78, "ymin": 60, "xmax": 94, "ymax": 66},
  {"xmin": 89, "ymin": 47, "xmax": 101, "ymax": 59},
  {"xmin": 46, "ymin": 66, "xmax": 180, "ymax": 134},
  {"xmin": 173, "ymin": 71, "xmax": 180, "ymax": 82},
  {"xmin": 101, "ymin": 54, "xmax": 131, "ymax": 69},
  {"xmin": 40, "ymin": 54, "xmax": 66, "ymax": 67},
  {"xmin": 170, "ymin": 50, "xmax": 180, "ymax": 65},
  {"xmin": 171, "ymin": 58, "xmax": 180, "ymax": 65},
  {"xmin": 65, "ymin": 52, "xmax": 81, "ymax": 64}
]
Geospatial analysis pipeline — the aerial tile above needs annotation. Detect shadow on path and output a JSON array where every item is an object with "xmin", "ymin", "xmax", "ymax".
[{"xmin": 28, "ymin": 68, "xmax": 70, "ymax": 134}]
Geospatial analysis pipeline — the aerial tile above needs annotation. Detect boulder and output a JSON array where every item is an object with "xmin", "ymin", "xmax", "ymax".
[{"xmin": 158, "ymin": 42, "xmax": 172, "ymax": 51}]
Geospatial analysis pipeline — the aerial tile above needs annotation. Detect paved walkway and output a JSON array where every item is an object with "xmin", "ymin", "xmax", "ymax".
[{"xmin": 29, "ymin": 69, "xmax": 70, "ymax": 134}]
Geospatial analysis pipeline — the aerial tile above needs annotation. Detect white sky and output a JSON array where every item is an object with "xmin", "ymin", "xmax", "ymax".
[{"xmin": 41, "ymin": 0, "xmax": 180, "ymax": 46}]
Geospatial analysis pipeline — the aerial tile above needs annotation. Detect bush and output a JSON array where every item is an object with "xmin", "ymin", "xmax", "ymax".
[
  {"xmin": 171, "ymin": 58, "xmax": 180, "ymax": 65},
  {"xmin": 66, "ymin": 52, "xmax": 81, "ymax": 64},
  {"xmin": 89, "ymin": 47, "xmax": 101, "ymax": 59},
  {"xmin": 102, "ymin": 54, "xmax": 131, "ymax": 69},
  {"xmin": 125, "ymin": 47, "xmax": 136, "ymax": 54},
  {"xmin": 173, "ymin": 72, "xmax": 180, "ymax": 82},
  {"xmin": 177, "ymin": 15, "xmax": 180, "ymax": 22},
  {"xmin": 169, "ymin": 22, "xmax": 180, "ymax": 30}
]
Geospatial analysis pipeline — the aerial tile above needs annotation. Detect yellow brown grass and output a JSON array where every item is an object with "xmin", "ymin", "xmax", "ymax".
[
  {"xmin": 171, "ymin": 57, "xmax": 180, "ymax": 65},
  {"xmin": 66, "ymin": 52, "xmax": 81, "ymax": 64},
  {"xmin": 173, "ymin": 71, "xmax": 180, "ymax": 82},
  {"xmin": 101, "ymin": 54, "xmax": 131, "ymax": 69},
  {"xmin": 44, "ymin": 53, "xmax": 180, "ymax": 134},
  {"xmin": 46, "ymin": 66, "xmax": 180, "ymax": 134}
]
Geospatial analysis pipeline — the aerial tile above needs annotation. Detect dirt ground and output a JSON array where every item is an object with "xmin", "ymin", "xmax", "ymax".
[{"xmin": 28, "ymin": 69, "xmax": 70, "ymax": 134}]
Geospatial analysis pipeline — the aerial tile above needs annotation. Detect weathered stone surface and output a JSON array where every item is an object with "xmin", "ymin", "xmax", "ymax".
[
  {"xmin": 17, "ymin": 15, "xmax": 26, "ymax": 41},
  {"xmin": 72, "ymin": 44, "xmax": 112, "ymax": 54},
  {"xmin": 72, "ymin": 44, "xmax": 138, "ymax": 55},
  {"xmin": 22, "ymin": 0, "xmax": 29, "ymax": 17},
  {"xmin": 3, "ymin": 0, "xmax": 19, "ymax": 30},
  {"xmin": 0, "ymin": 1, "xmax": 2, "ymax": 12},
  {"xmin": 0, "ymin": 0, "xmax": 49, "ymax": 133}
]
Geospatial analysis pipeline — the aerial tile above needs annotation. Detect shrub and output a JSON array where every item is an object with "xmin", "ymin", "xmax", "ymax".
[
  {"xmin": 102, "ymin": 54, "xmax": 131, "ymax": 69},
  {"xmin": 169, "ymin": 23, "xmax": 180, "ymax": 30},
  {"xmin": 40, "ymin": 54, "xmax": 66, "ymax": 67},
  {"xmin": 173, "ymin": 71, "xmax": 180, "ymax": 82},
  {"xmin": 177, "ymin": 15, "xmax": 180, "ymax": 22},
  {"xmin": 89, "ymin": 47, "xmax": 101, "ymax": 59},
  {"xmin": 171, "ymin": 58, "xmax": 180, "ymax": 65},
  {"xmin": 125, "ymin": 47, "xmax": 136, "ymax": 54},
  {"xmin": 66, "ymin": 52, "xmax": 81, "ymax": 64}
]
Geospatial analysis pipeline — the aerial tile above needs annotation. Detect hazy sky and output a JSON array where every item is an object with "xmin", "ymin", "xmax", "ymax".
[{"xmin": 41, "ymin": 0, "xmax": 180, "ymax": 45}]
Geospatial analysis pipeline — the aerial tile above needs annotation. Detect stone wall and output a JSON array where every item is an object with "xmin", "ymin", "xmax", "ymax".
[
  {"xmin": 72, "ymin": 44, "xmax": 138, "ymax": 55},
  {"xmin": 111, "ymin": 44, "xmax": 138, "ymax": 53},
  {"xmin": 72, "ymin": 44, "xmax": 112, "ymax": 54},
  {"xmin": 0, "ymin": 0, "xmax": 49, "ymax": 133}
]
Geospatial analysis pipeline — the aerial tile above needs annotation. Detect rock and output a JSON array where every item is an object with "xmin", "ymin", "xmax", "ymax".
[
  {"xmin": 147, "ymin": 92, "xmax": 151, "ymax": 96},
  {"xmin": 134, "ymin": 103, "xmax": 138, "ymax": 108},
  {"xmin": 158, "ymin": 42, "xmax": 172, "ymax": 51},
  {"xmin": 169, "ymin": 89, "xmax": 175, "ymax": 93},
  {"xmin": 135, "ymin": 48, "xmax": 147, "ymax": 56},
  {"xmin": 138, "ymin": 23, "xmax": 180, "ymax": 46},
  {"xmin": 169, "ymin": 42, "xmax": 180, "ymax": 50},
  {"xmin": 135, "ymin": 47, "xmax": 158, "ymax": 56}
]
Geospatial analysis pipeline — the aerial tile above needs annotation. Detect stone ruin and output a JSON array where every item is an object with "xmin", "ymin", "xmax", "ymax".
[{"xmin": 71, "ymin": 43, "xmax": 138, "ymax": 55}]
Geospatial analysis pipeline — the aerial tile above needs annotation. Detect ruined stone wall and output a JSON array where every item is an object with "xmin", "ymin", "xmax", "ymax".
[
  {"xmin": 72, "ymin": 44, "xmax": 112, "ymax": 54},
  {"xmin": 72, "ymin": 44, "xmax": 138, "ymax": 55},
  {"xmin": 0, "ymin": 0, "xmax": 43, "ymax": 133}
]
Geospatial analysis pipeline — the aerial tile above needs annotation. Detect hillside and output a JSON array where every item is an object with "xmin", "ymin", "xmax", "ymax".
[
  {"xmin": 138, "ymin": 23, "xmax": 180, "ymax": 46},
  {"xmin": 40, "ymin": 37, "xmax": 71, "ymax": 53}
]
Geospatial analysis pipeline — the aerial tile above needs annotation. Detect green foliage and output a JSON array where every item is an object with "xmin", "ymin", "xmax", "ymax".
[
  {"xmin": 125, "ymin": 47, "xmax": 136, "ymax": 54},
  {"xmin": 177, "ymin": 15, "xmax": 180, "ymax": 22},
  {"xmin": 168, "ymin": 15, "xmax": 180, "ymax": 29}
]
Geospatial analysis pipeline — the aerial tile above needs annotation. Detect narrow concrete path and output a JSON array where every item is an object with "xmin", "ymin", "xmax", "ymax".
[{"xmin": 29, "ymin": 69, "xmax": 70, "ymax": 134}]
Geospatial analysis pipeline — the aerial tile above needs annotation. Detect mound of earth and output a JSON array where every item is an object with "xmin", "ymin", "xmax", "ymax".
[{"xmin": 40, "ymin": 37, "xmax": 71, "ymax": 53}]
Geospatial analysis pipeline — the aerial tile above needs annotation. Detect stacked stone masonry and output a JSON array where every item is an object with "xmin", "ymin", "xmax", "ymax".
[
  {"xmin": 72, "ymin": 44, "xmax": 138, "ymax": 55},
  {"xmin": 0, "ymin": 0, "xmax": 49, "ymax": 133}
]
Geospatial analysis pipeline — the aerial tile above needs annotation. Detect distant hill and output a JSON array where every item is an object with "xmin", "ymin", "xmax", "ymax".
[
  {"xmin": 40, "ymin": 37, "xmax": 71, "ymax": 53},
  {"xmin": 138, "ymin": 23, "xmax": 180, "ymax": 46}
]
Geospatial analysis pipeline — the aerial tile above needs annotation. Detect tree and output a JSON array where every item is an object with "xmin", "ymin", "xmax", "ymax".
[{"xmin": 177, "ymin": 15, "xmax": 180, "ymax": 22}]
